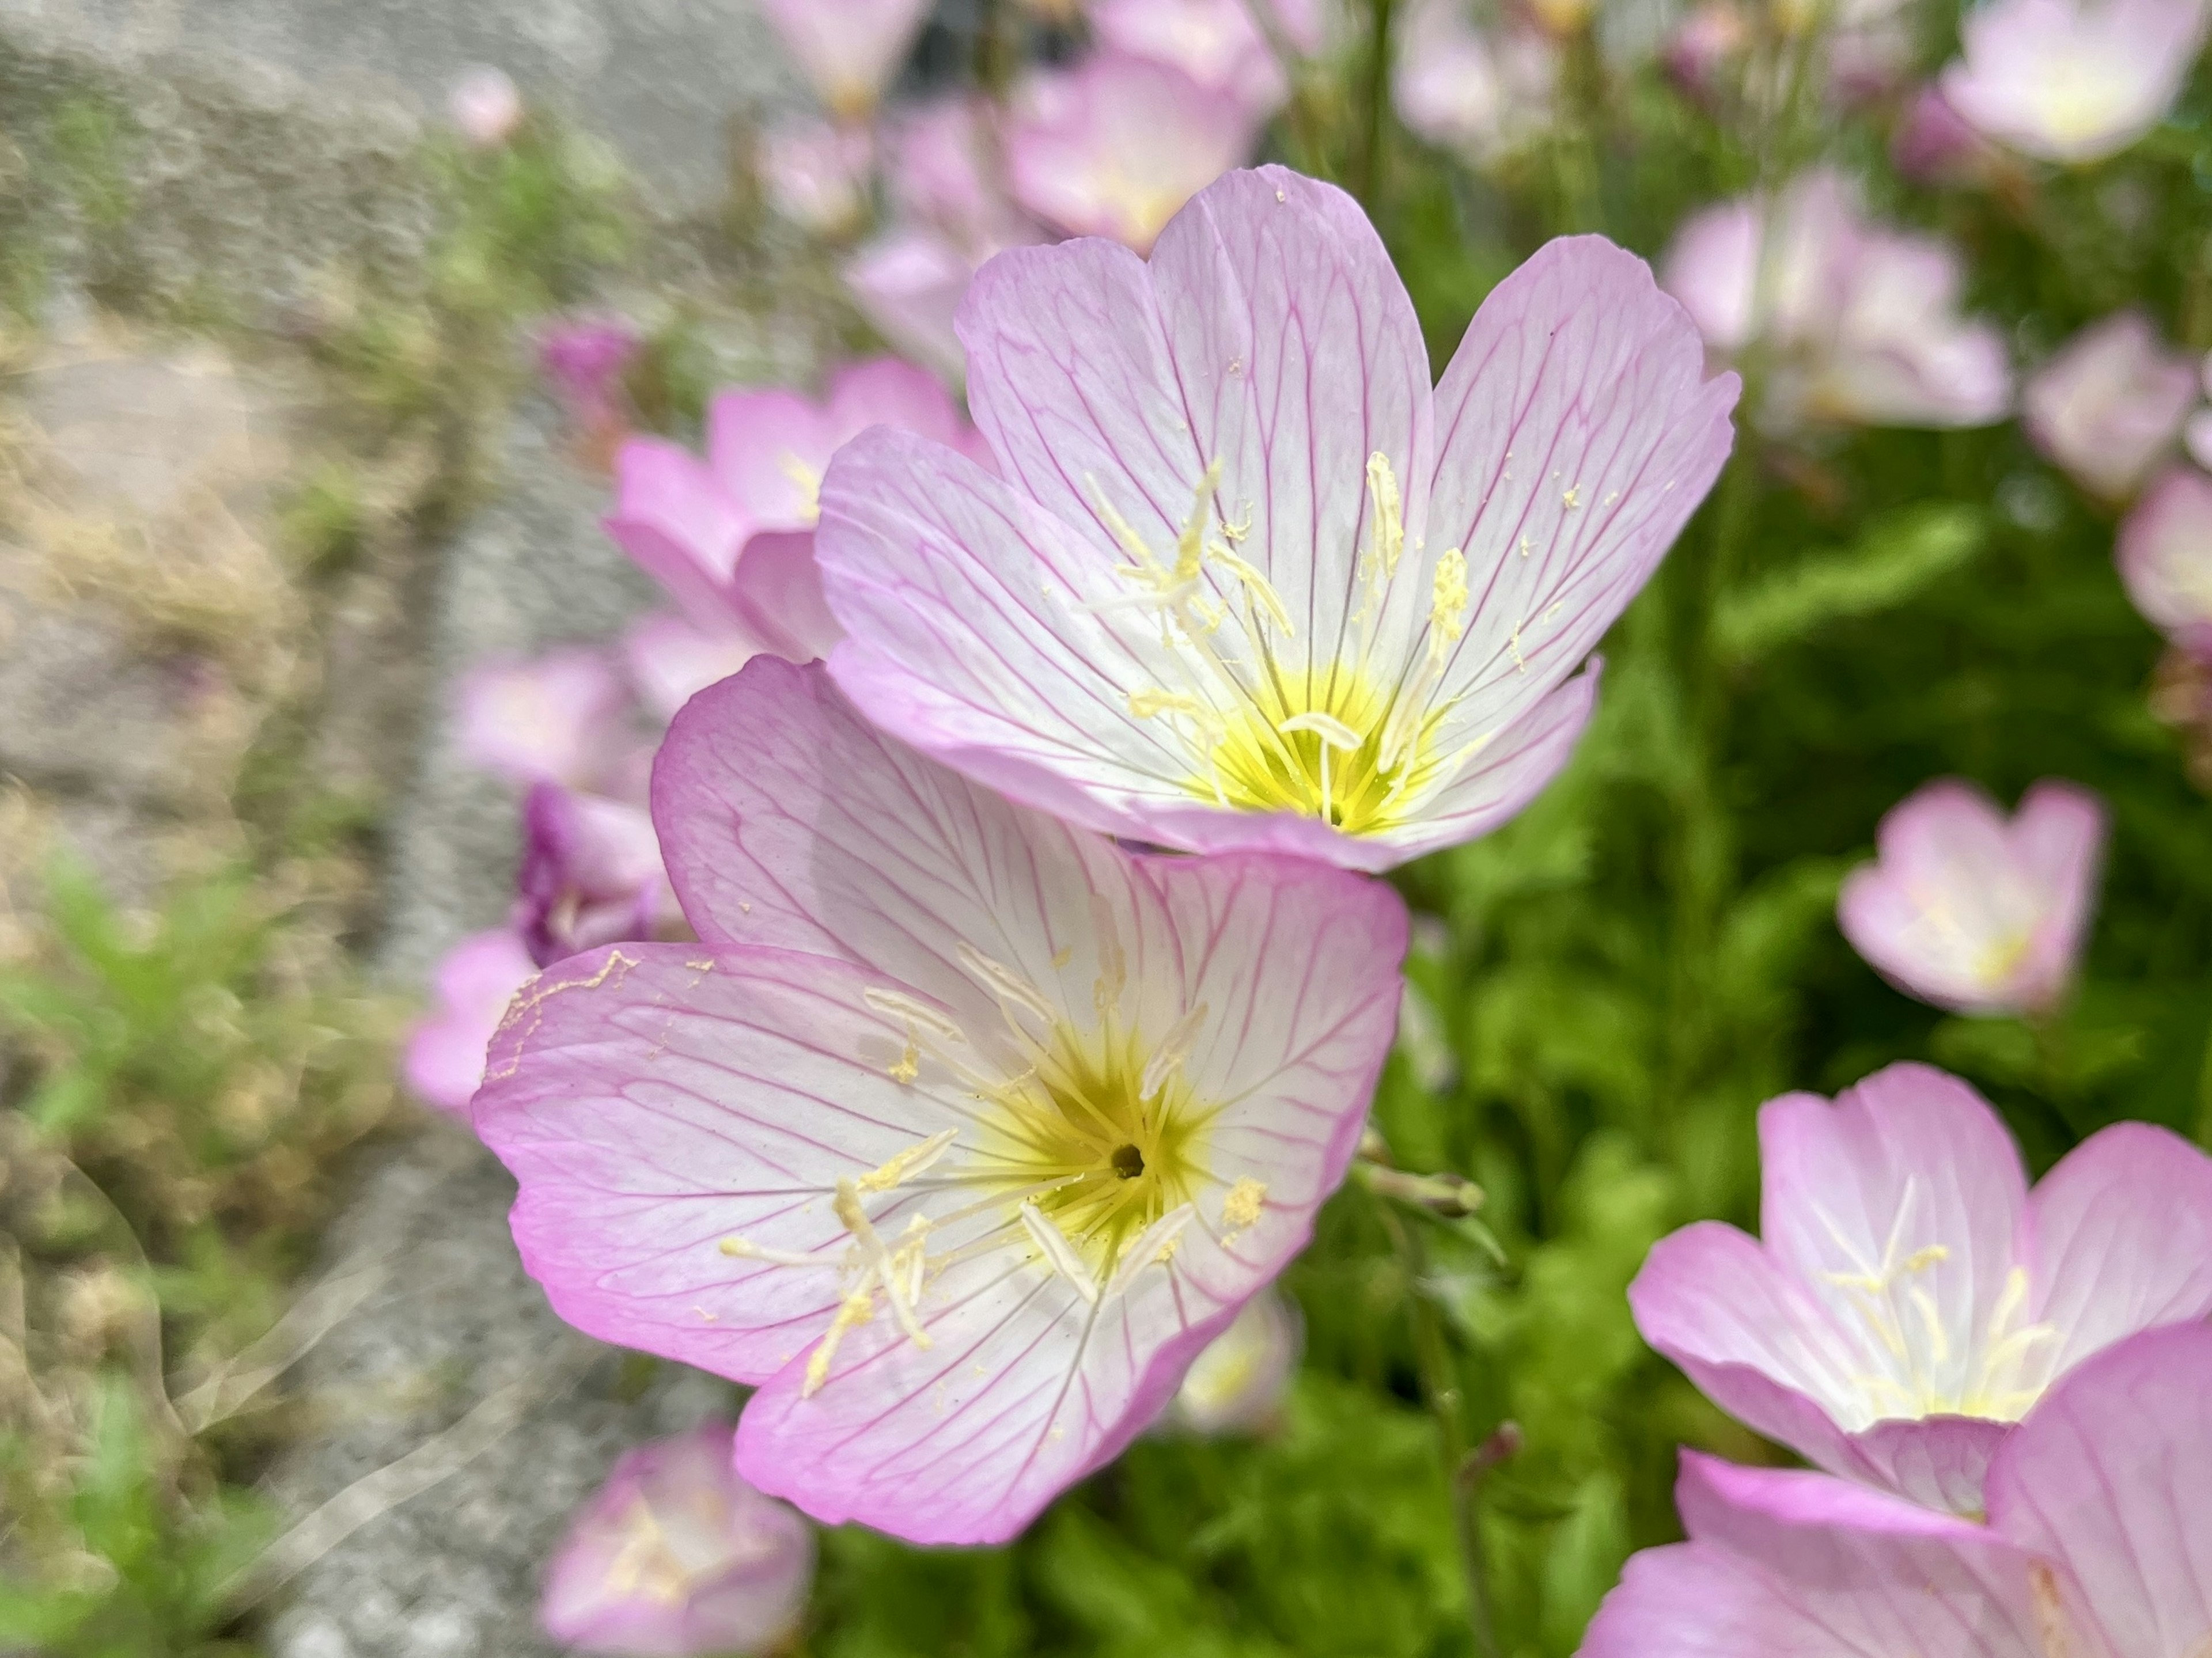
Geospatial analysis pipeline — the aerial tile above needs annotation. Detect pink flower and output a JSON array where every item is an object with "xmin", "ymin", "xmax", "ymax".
[
  {"xmin": 2024, "ymin": 312, "xmax": 2198, "ymax": 500},
  {"xmin": 403, "ymin": 929, "xmax": 539, "ymax": 1115},
  {"xmin": 1006, "ymin": 53, "xmax": 1262, "ymax": 253},
  {"xmin": 1891, "ymin": 84, "xmax": 2001, "ymax": 184},
  {"xmin": 605, "ymin": 357, "xmax": 984, "ymax": 651},
  {"xmin": 2118, "ymin": 465, "xmax": 2212, "ymax": 655},
  {"xmin": 1630, "ymin": 1063, "xmax": 2212, "ymax": 1516},
  {"xmin": 623, "ymin": 613, "xmax": 762, "ymax": 724},
  {"xmin": 449, "ymin": 66, "xmax": 523, "ymax": 149},
  {"xmin": 472, "ymin": 658, "xmax": 1408, "ymax": 1543},
  {"xmin": 759, "ymin": 0, "xmax": 933, "ymax": 119},
  {"xmin": 541, "ymin": 321, "xmax": 642, "ymax": 448},
  {"xmin": 516, "ymin": 782, "xmax": 683, "ymax": 968},
  {"xmin": 454, "ymin": 648, "xmax": 631, "ymax": 790},
  {"xmin": 1940, "ymin": 0, "xmax": 2209, "ymax": 164},
  {"xmin": 540, "ymin": 1421, "xmax": 814, "ymax": 1657},
  {"xmin": 1580, "ymin": 1323, "xmax": 2212, "ymax": 1658},
  {"xmin": 1170, "ymin": 1285, "xmax": 1302, "ymax": 1433},
  {"xmin": 815, "ymin": 167, "xmax": 1737, "ymax": 873},
  {"xmin": 844, "ymin": 230, "xmax": 988, "ymax": 384},
  {"xmin": 1663, "ymin": 170, "xmax": 2013, "ymax": 430},
  {"xmin": 1837, "ymin": 778, "xmax": 2107, "ymax": 1018},
  {"xmin": 1090, "ymin": 0, "xmax": 1328, "ymax": 116},
  {"xmin": 1393, "ymin": 0, "xmax": 1556, "ymax": 162},
  {"xmin": 761, "ymin": 119, "xmax": 874, "ymax": 236},
  {"xmin": 1663, "ymin": 2, "xmax": 1750, "ymax": 101}
]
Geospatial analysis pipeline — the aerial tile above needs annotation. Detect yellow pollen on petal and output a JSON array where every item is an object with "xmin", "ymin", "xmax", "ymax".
[
  {"xmin": 803, "ymin": 1290, "xmax": 876, "ymax": 1398},
  {"xmin": 1366, "ymin": 452, "xmax": 1406, "ymax": 581},
  {"xmin": 777, "ymin": 453, "xmax": 824, "ymax": 524},
  {"xmin": 1222, "ymin": 1177, "xmax": 1267, "ymax": 1231},
  {"xmin": 887, "ymin": 1040, "xmax": 920, "ymax": 1084},
  {"xmin": 1429, "ymin": 548, "xmax": 1469, "ymax": 669}
]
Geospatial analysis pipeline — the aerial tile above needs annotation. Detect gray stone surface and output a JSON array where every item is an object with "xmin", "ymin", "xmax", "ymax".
[
  {"xmin": 0, "ymin": 0, "xmax": 802, "ymax": 213},
  {"xmin": 263, "ymin": 1127, "xmax": 737, "ymax": 1658}
]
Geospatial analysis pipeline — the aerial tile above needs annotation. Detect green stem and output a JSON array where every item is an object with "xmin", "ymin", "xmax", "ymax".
[
  {"xmin": 2195, "ymin": 1000, "xmax": 2212, "ymax": 1151},
  {"xmin": 1378, "ymin": 1204, "xmax": 1497, "ymax": 1658},
  {"xmin": 1355, "ymin": 0, "xmax": 1397, "ymax": 211}
]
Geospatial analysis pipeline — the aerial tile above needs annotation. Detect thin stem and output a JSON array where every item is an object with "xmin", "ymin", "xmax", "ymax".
[
  {"xmin": 1378, "ymin": 1203, "xmax": 1496, "ymax": 1658},
  {"xmin": 2195, "ymin": 1000, "xmax": 2212, "ymax": 1150},
  {"xmin": 1355, "ymin": 0, "xmax": 1397, "ymax": 211}
]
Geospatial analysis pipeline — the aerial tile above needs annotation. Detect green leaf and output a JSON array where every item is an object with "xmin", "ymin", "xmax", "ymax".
[{"xmin": 1714, "ymin": 504, "xmax": 1987, "ymax": 665}]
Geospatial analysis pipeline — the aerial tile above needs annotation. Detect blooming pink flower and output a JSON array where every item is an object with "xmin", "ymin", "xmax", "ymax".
[
  {"xmin": 759, "ymin": 0, "xmax": 933, "ymax": 119},
  {"xmin": 2119, "ymin": 465, "xmax": 2212, "ymax": 655},
  {"xmin": 1091, "ymin": 0, "xmax": 1327, "ymax": 116},
  {"xmin": 761, "ymin": 119, "xmax": 874, "ymax": 237},
  {"xmin": 1630, "ymin": 1063, "xmax": 2212, "ymax": 1516},
  {"xmin": 516, "ymin": 782, "xmax": 683, "ymax": 968},
  {"xmin": 541, "ymin": 321, "xmax": 641, "ymax": 453},
  {"xmin": 605, "ymin": 357, "xmax": 984, "ymax": 651},
  {"xmin": 1393, "ymin": 0, "xmax": 1556, "ymax": 162},
  {"xmin": 815, "ymin": 166, "xmax": 1737, "ymax": 873},
  {"xmin": 1837, "ymin": 778, "xmax": 2106, "ymax": 1017},
  {"xmin": 403, "ymin": 928, "xmax": 539, "ymax": 1115},
  {"xmin": 454, "ymin": 648, "xmax": 631, "ymax": 789},
  {"xmin": 1941, "ymin": 0, "xmax": 2209, "ymax": 164},
  {"xmin": 1170, "ymin": 1285, "xmax": 1302, "ymax": 1433},
  {"xmin": 449, "ymin": 66, "xmax": 523, "ymax": 148},
  {"xmin": 2024, "ymin": 312, "xmax": 2198, "ymax": 500},
  {"xmin": 1006, "ymin": 53, "xmax": 1262, "ymax": 253},
  {"xmin": 541, "ymin": 1421, "xmax": 814, "ymax": 1657},
  {"xmin": 1663, "ymin": 170, "xmax": 2013, "ymax": 430},
  {"xmin": 1580, "ymin": 1322, "xmax": 2212, "ymax": 1658},
  {"xmin": 473, "ymin": 658, "xmax": 1408, "ymax": 1543}
]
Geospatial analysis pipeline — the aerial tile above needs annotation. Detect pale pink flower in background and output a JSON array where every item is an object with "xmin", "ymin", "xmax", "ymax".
[
  {"xmin": 1630, "ymin": 1062, "xmax": 2212, "ymax": 1514},
  {"xmin": 403, "ymin": 929, "xmax": 538, "ymax": 1115},
  {"xmin": 449, "ymin": 66, "xmax": 523, "ymax": 149},
  {"xmin": 816, "ymin": 166, "xmax": 1737, "ymax": 872},
  {"xmin": 2118, "ymin": 465, "xmax": 2212, "ymax": 654},
  {"xmin": 761, "ymin": 119, "xmax": 874, "ymax": 236},
  {"xmin": 473, "ymin": 658, "xmax": 1408, "ymax": 1543},
  {"xmin": 1579, "ymin": 1323, "xmax": 2212, "ymax": 1658},
  {"xmin": 541, "ymin": 1421, "xmax": 814, "ymax": 1657},
  {"xmin": 540, "ymin": 320, "xmax": 641, "ymax": 454},
  {"xmin": 1092, "ymin": 0, "xmax": 1327, "ymax": 115},
  {"xmin": 605, "ymin": 357, "xmax": 983, "ymax": 662},
  {"xmin": 1941, "ymin": 0, "xmax": 2209, "ymax": 164},
  {"xmin": 2186, "ymin": 409, "xmax": 2212, "ymax": 471},
  {"xmin": 1838, "ymin": 778, "xmax": 2105, "ymax": 1016},
  {"xmin": 1170, "ymin": 1285, "xmax": 1302, "ymax": 1433},
  {"xmin": 758, "ymin": 0, "xmax": 933, "ymax": 119},
  {"xmin": 622, "ymin": 613, "xmax": 762, "ymax": 724},
  {"xmin": 454, "ymin": 648, "xmax": 630, "ymax": 789},
  {"xmin": 1891, "ymin": 84, "xmax": 2001, "ymax": 184},
  {"xmin": 1006, "ymin": 53, "xmax": 1262, "ymax": 252},
  {"xmin": 844, "ymin": 230, "xmax": 991, "ymax": 382},
  {"xmin": 1663, "ymin": 171, "xmax": 2013, "ymax": 430},
  {"xmin": 1662, "ymin": 2, "xmax": 1749, "ymax": 101},
  {"xmin": 516, "ymin": 782, "xmax": 684, "ymax": 968},
  {"xmin": 2024, "ymin": 312, "xmax": 2198, "ymax": 500},
  {"xmin": 1393, "ymin": 0, "xmax": 1557, "ymax": 161}
]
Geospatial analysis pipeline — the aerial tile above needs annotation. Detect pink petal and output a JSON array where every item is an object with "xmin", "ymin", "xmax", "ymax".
[
  {"xmin": 706, "ymin": 389, "xmax": 837, "ymax": 533},
  {"xmin": 1425, "ymin": 234, "xmax": 1737, "ymax": 754},
  {"xmin": 2007, "ymin": 780, "xmax": 2108, "ymax": 1011},
  {"xmin": 1758, "ymin": 1066, "xmax": 2032, "ymax": 1407},
  {"xmin": 727, "ymin": 531, "xmax": 843, "ymax": 664},
  {"xmin": 1986, "ymin": 1324, "xmax": 2212, "ymax": 1658},
  {"xmin": 2028, "ymin": 1121, "xmax": 2212, "ymax": 1372},
  {"xmin": 606, "ymin": 439, "xmax": 752, "ymax": 631},
  {"xmin": 825, "ymin": 356, "xmax": 995, "ymax": 472},
  {"xmin": 402, "ymin": 928, "xmax": 540, "ymax": 1116},
  {"xmin": 2117, "ymin": 466, "xmax": 2212, "ymax": 655},
  {"xmin": 624, "ymin": 612, "xmax": 763, "ymax": 723},
  {"xmin": 454, "ymin": 648, "xmax": 630, "ymax": 790}
]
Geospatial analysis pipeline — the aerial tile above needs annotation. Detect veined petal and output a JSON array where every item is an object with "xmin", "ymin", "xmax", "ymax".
[
  {"xmin": 2027, "ymin": 1122, "xmax": 2212, "ymax": 1373},
  {"xmin": 1985, "ymin": 1325, "xmax": 2212, "ymax": 1658},
  {"xmin": 1426, "ymin": 235, "xmax": 1737, "ymax": 743},
  {"xmin": 472, "ymin": 943, "xmax": 982, "ymax": 1386}
]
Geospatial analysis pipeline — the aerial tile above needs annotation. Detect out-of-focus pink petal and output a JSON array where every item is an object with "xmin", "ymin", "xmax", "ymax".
[
  {"xmin": 844, "ymin": 229, "xmax": 986, "ymax": 382},
  {"xmin": 1661, "ymin": 200, "xmax": 1760, "ymax": 355},
  {"xmin": 455, "ymin": 648, "xmax": 630, "ymax": 789},
  {"xmin": 1838, "ymin": 777, "xmax": 2104, "ymax": 1016},
  {"xmin": 540, "ymin": 1420, "xmax": 813, "ymax": 1657},
  {"xmin": 449, "ymin": 66, "xmax": 522, "ymax": 149},
  {"xmin": 403, "ymin": 929, "xmax": 539, "ymax": 1116},
  {"xmin": 606, "ymin": 438, "xmax": 752, "ymax": 631},
  {"xmin": 1892, "ymin": 84, "xmax": 1998, "ymax": 184},
  {"xmin": 1986, "ymin": 1323, "xmax": 2212, "ymax": 1658},
  {"xmin": 1091, "ymin": 0, "xmax": 1305, "ymax": 115},
  {"xmin": 2117, "ymin": 466, "xmax": 2212, "ymax": 656},
  {"xmin": 762, "ymin": 119, "xmax": 874, "ymax": 236},
  {"xmin": 704, "ymin": 389, "xmax": 838, "ymax": 533},
  {"xmin": 515, "ymin": 783, "xmax": 677, "ymax": 968},
  {"xmin": 1941, "ymin": 0, "xmax": 2209, "ymax": 164},
  {"xmin": 728, "ymin": 532, "xmax": 842, "ymax": 665},
  {"xmin": 1006, "ymin": 53, "xmax": 1260, "ymax": 253},
  {"xmin": 824, "ymin": 356, "xmax": 995, "ymax": 473},
  {"xmin": 1425, "ymin": 237, "xmax": 1738, "ymax": 761},
  {"xmin": 2024, "ymin": 312, "xmax": 2199, "ymax": 500},
  {"xmin": 624, "ymin": 613, "xmax": 762, "ymax": 724},
  {"xmin": 1393, "ymin": 0, "xmax": 1556, "ymax": 160},
  {"xmin": 1171, "ymin": 1286, "xmax": 1301, "ymax": 1434},
  {"xmin": 2027, "ymin": 1123, "xmax": 2212, "ymax": 1371},
  {"xmin": 759, "ymin": 0, "xmax": 933, "ymax": 118}
]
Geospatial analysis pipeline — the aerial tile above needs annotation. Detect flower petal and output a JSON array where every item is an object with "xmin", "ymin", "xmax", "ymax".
[
  {"xmin": 1986, "ymin": 1323, "xmax": 2212, "ymax": 1658},
  {"xmin": 2028, "ymin": 1121, "xmax": 2212, "ymax": 1372},
  {"xmin": 472, "ymin": 942, "xmax": 985, "ymax": 1385},
  {"xmin": 728, "ymin": 530, "xmax": 842, "ymax": 663},
  {"xmin": 1425, "ymin": 234, "xmax": 1737, "ymax": 747},
  {"xmin": 606, "ymin": 438, "xmax": 752, "ymax": 629},
  {"xmin": 706, "ymin": 389, "xmax": 837, "ymax": 532}
]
